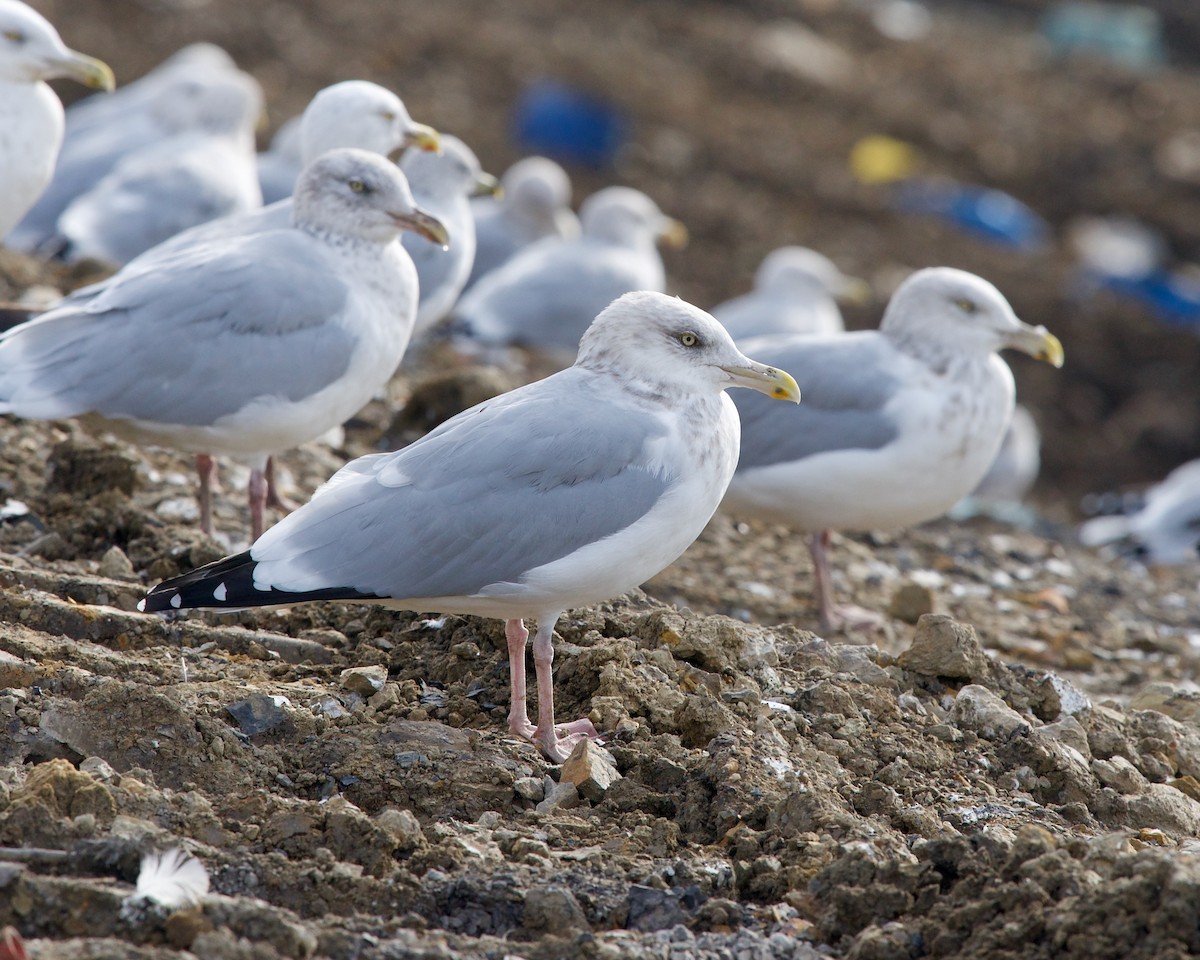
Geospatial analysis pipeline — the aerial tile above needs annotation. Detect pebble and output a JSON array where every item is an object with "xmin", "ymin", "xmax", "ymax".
[
  {"xmin": 952, "ymin": 685, "xmax": 1030, "ymax": 740},
  {"xmin": 561, "ymin": 739, "xmax": 622, "ymax": 802},
  {"xmin": 535, "ymin": 781, "xmax": 580, "ymax": 813},
  {"xmin": 97, "ymin": 545, "xmax": 136, "ymax": 581},
  {"xmin": 340, "ymin": 665, "xmax": 388, "ymax": 696},
  {"xmin": 227, "ymin": 693, "xmax": 289, "ymax": 735},
  {"xmin": 887, "ymin": 582, "xmax": 936, "ymax": 624},
  {"xmin": 899, "ymin": 614, "xmax": 992, "ymax": 681}
]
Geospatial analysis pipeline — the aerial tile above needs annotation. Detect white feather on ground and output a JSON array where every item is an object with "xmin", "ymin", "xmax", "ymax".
[{"xmin": 134, "ymin": 848, "xmax": 210, "ymax": 908}]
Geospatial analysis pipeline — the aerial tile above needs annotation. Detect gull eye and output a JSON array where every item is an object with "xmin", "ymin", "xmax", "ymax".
[
  {"xmin": 348, "ymin": 178, "xmax": 367, "ymax": 194},
  {"xmin": 678, "ymin": 331, "xmax": 700, "ymax": 348},
  {"xmin": 381, "ymin": 110, "xmax": 397, "ymax": 122},
  {"xmin": 4, "ymin": 30, "xmax": 25, "ymax": 44},
  {"xmin": 953, "ymin": 297, "xmax": 977, "ymax": 314}
]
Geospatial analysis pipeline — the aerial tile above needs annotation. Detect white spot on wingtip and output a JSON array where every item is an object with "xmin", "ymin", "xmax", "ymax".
[
  {"xmin": 214, "ymin": 582, "xmax": 227, "ymax": 602},
  {"xmin": 170, "ymin": 593, "xmax": 182, "ymax": 609},
  {"xmin": 137, "ymin": 598, "xmax": 146, "ymax": 612}
]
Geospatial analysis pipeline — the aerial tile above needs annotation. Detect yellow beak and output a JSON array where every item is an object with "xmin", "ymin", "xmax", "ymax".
[
  {"xmin": 49, "ymin": 50, "xmax": 115, "ymax": 91},
  {"xmin": 720, "ymin": 361, "xmax": 801, "ymax": 403},
  {"xmin": 1007, "ymin": 324, "xmax": 1065, "ymax": 368},
  {"xmin": 405, "ymin": 123, "xmax": 442, "ymax": 155}
]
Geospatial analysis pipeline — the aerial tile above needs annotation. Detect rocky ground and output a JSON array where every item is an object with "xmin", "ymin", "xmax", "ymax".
[{"xmin": 4, "ymin": 0, "xmax": 1200, "ymax": 958}]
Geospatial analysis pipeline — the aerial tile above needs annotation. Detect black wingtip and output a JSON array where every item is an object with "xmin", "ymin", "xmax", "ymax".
[{"xmin": 139, "ymin": 549, "xmax": 381, "ymax": 614}]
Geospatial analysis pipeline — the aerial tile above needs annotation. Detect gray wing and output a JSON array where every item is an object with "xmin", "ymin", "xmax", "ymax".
[
  {"xmin": 252, "ymin": 371, "xmax": 673, "ymax": 599},
  {"xmin": 715, "ymin": 291, "xmax": 841, "ymax": 341},
  {"xmin": 734, "ymin": 332, "xmax": 903, "ymax": 470},
  {"xmin": 0, "ymin": 230, "xmax": 354, "ymax": 426},
  {"xmin": 454, "ymin": 239, "xmax": 662, "ymax": 353}
]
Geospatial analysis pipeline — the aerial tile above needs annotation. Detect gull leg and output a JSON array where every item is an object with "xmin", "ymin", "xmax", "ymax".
[
  {"xmin": 506, "ymin": 618, "xmax": 536, "ymax": 740},
  {"xmin": 248, "ymin": 468, "xmax": 268, "ymax": 542},
  {"xmin": 530, "ymin": 616, "xmax": 599, "ymax": 763},
  {"xmin": 808, "ymin": 528, "xmax": 886, "ymax": 634},
  {"xmin": 195, "ymin": 453, "xmax": 216, "ymax": 536},
  {"xmin": 264, "ymin": 456, "xmax": 301, "ymax": 513}
]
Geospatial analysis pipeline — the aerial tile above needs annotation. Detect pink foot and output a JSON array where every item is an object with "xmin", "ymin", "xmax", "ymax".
[{"xmin": 535, "ymin": 718, "xmax": 603, "ymax": 763}]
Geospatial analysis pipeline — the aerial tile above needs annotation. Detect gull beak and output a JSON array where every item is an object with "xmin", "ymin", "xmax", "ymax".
[
  {"xmin": 1005, "ymin": 322, "xmax": 1065, "ymax": 368},
  {"xmin": 46, "ymin": 50, "xmax": 115, "ymax": 91},
  {"xmin": 404, "ymin": 123, "xmax": 442, "ymax": 155},
  {"xmin": 720, "ymin": 358, "xmax": 801, "ymax": 403},
  {"xmin": 471, "ymin": 171, "xmax": 502, "ymax": 199},
  {"xmin": 657, "ymin": 217, "xmax": 689, "ymax": 250},
  {"xmin": 395, "ymin": 205, "xmax": 450, "ymax": 249},
  {"xmin": 835, "ymin": 274, "xmax": 872, "ymax": 306}
]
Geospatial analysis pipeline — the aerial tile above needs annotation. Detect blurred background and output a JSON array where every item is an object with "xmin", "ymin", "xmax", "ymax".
[{"xmin": 24, "ymin": 0, "xmax": 1200, "ymax": 514}]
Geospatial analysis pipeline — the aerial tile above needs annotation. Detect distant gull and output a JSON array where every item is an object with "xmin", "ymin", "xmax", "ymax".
[
  {"xmin": 0, "ymin": 0, "xmax": 114, "ymax": 239},
  {"xmin": 1080, "ymin": 458, "xmax": 1200, "ymax": 565},
  {"xmin": 256, "ymin": 116, "xmax": 303, "ymax": 205},
  {"xmin": 55, "ymin": 70, "xmax": 265, "ymax": 265},
  {"xmin": 400, "ymin": 133, "xmax": 499, "ymax": 337},
  {"xmin": 465, "ymin": 155, "xmax": 580, "ymax": 291},
  {"xmin": 0, "ymin": 149, "xmax": 448, "ymax": 540},
  {"xmin": 723, "ymin": 267, "xmax": 1064, "ymax": 632},
  {"xmin": 6, "ymin": 44, "xmax": 247, "ymax": 253},
  {"xmin": 139, "ymin": 292, "xmax": 800, "ymax": 760},
  {"xmin": 452, "ymin": 186, "xmax": 687, "ymax": 362},
  {"xmin": 711, "ymin": 246, "xmax": 868, "ymax": 341}
]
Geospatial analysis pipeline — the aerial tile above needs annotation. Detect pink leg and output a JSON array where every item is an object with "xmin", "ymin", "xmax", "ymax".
[
  {"xmin": 264, "ymin": 456, "xmax": 300, "ymax": 514},
  {"xmin": 506, "ymin": 618, "xmax": 536, "ymax": 739},
  {"xmin": 808, "ymin": 529, "xmax": 886, "ymax": 634},
  {"xmin": 530, "ymin": 617, "xmax": 599, "ymax": 763},
  {"xmin": 248, "ymin": 468, "xmax": 268, "ymax": 542},
  {"xmin": 195, "ymin": 453, "xmax": 216, "ymax": 536}
]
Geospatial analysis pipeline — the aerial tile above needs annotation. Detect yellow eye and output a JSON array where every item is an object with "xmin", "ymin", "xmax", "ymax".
[
  {"xmin": 349, "ymin": 179, "xmax": 366, "ymax": 193},
  {"xmin": 679, "ymin": 331, "xmax": 700, "ymax": 347},
  {"xmin": 4, "ymin": 30, "xmax": 24, "ymax": 43},
  {"xmin": 954, "ymin": 298, "xmax": 977, "ymax": 314}
]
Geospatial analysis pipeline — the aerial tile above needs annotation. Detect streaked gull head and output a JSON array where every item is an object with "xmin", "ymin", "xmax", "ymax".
[
  {"xmin": 300, "ymin": 80, "xmax": 440, "ymax": 165},
  {"xmin": 292, "ymin": 147, "xmax": 449, "ymax": 247}
]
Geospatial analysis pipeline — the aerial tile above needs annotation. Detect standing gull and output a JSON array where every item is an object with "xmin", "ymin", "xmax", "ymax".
[
  {"xmin": 723, "ymin": 267, "xmax": 1064, "ymax": 632},
  {"xmin": 452, "ymin": 186, "xmax": 686, "ymax": 363},
  {"xmin": 465, "ymin": 155, "xmax": 580, "ymax": 291},
  {"xmin": 0, "ymin": 149, "xmax": 448, "ymax": 540},
  {"xmin": 139, "ymin": 292, "xmax": 800, "ymax": 761},
  {"xmin": 401, "ymin": 134, "xmax": 500, "ymax": 337},
  {"xmin": 0, "ymin": 0, "xmax": 114, "ymax": 240},
  {"xmin": 712, "ymin": 246, "xmax": 868, "ymax": 341}
]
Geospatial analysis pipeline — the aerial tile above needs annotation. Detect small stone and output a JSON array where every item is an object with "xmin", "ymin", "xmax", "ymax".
[
  {"xmin": 888, "ymin": 582, "xmax": 935, "ymax": 624},
  {"xmin": 952, "ymin": 685, "xmax": 1030, "ymax": 740},
  {"xmin": 79, "ymin": 757, "xmax": 117, "ymax": 781},
  {"xmin": 535, "ymin": 781, "xmax": 580, "ymax": 813},
  {"xmin": 1170, "ymin": 776, "xmax": 1200, "ymax": 803},
  {"xmin": 514, "ymin": 776, "xmax": 545, "ymax": 802},
  {"xmin": 226, "ymin": 693, "xmax": 288, "ymax": 735},
  {"xmin": 899, "ymin": 614, "xmax": 991, "ymax": 681},
  {"xmin": 1092, "ymin": 756, "xmax": 1147, "ymax": 795},
  {"xmin": 368, "ymin": 683, "xmax": 401, "ymax": 710},
  {"xmin": 376, "ymin": 807, "xmax": 425, "ymax": 849},
  {"xmin": 523, "ymin": 884, "xmax": 590, "ymax": 935},
  {"xmin": 165, "ymin": 907, "xmax": 213, "ymax": 950},
  {"xmin": 340, "ymin": 665, "xmax": 388, "ymax": 696},
  {"xmin": 1129, "ymin": 682, "xmax": 1200, "ymax": 725},
  {"xmin": 97, "ymin": 545, "xmax": 136, "ymax": 581},
  {"xmin": 560, "ymin": 739, "xmax": 622, "ymax": 802}
]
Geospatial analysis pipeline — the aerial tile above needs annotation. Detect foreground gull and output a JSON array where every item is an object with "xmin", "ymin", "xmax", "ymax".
[
  {"xmin": 0, "ymin": 0, "xmax": 114, "ymax": 239},
  {"xmin": 1079, "ymin": 458, "xmax": 1200, "ymax": 565},
  {"xmin": 55, "ymin": 70, "xmax": 265, "ymax": 265},
  {"xmin": 465, "ymin": 155, "xmax": 580, "ymax": 291},
  {"xmin": 140, "ymin": 292, "xmax": 800, "ymax": 760},
  {"xmin": 723, "ymin": 267, "xmax": 1064, "ymax": 632},
  {"xmin": 452, "ymin": 186, "xmax": 686, "ymax": 362},
  {"xmin": 400, "ymin": 134, "xmax": 499, "ymax": 336},
  {"xmin": 0, "ymin": 149, "xmax": 447, "ymax": 540},
  {"xmin": 712, "ymin": 246, "xmax": 868, "ymax": 341}
]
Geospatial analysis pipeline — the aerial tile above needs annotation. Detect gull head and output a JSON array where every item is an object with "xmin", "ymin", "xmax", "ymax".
[
  {"xmin": 294, "ymin": 147, "xmax": 449, "ymax": 247},
  {"xmin": 0, "ymin": 0, "xmax": 113, "ymax": 90},
  {"xmin": 756, "ymin": 246, "xmax": 869, "ymax": 304},
  {"xmin": 301, "ymin": 80, "xmax": 440, "ymax": 166},
  {"xmin": 503, "ymin": 156, "xmax": 572, "ymax": 218},
  {"xmin": 577, "ymin": 291, "xmax": 800, "ymax": 402},
  {"xmin": 579, "ymin": 187, "xmax": 687, "ymax": 250},
  {"xmin": 402, "ymin": 134, "xmax": 498, "ymax": 204},
  {"xmin": 882, "ymin": 267, "xmax": 1064, "ymax": 367}
]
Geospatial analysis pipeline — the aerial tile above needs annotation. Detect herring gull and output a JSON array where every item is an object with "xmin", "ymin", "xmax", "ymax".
[
  {"xmin": 723, "ymin": 267, "xmax": 1064, "ymax": 632},
  {"xmin": 139, "ymin": 291, "xmax": 800, "ymax": 760},
  {"xmin": 452, "ymin": 186, "xmax": 687, "ymax": 363},
  {"xmin": 1080, "ymin": 458, "xmax": 1200, "ymax": 565},
  {"xmin": 0, "ymin": 149, "xmax": 447, "ymax": 540},
  {"xmin": 465, "ymin": 155, "xmax": 580, "ymax": 291},
  {"xmin": 712, "ymin": 246, "xmax": 868, "ymax": 341},
  {"xmin": 0, "ymin": 0, "xmax": 113, "ymax": 239}
]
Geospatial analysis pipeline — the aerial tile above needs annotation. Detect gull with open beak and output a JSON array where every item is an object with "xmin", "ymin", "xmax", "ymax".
[{"xmin": 0, "ymin": 0, "xmax": 114, "ymax": 239}]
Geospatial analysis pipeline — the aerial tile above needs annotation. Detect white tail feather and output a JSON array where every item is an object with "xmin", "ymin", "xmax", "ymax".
[{"xmin": 135, "ymin": 848, "xmax": 210, "ymax": 908}]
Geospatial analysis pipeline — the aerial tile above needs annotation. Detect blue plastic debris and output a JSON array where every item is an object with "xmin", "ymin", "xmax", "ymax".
[
  {"xmin": 1040, "ymin": 2, "xmax": 1166, "ymax": 71},
  {"xmin": 890, "ymin": 179, "xmax": 1051, "ymax": 252},
  {"xmin": 513, "ymin": 80, "xmax": 628, "ymax": 170},
  {"xmin": 1092, "ymin": 269, "xmax": 1200, "ymax": 328}
]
